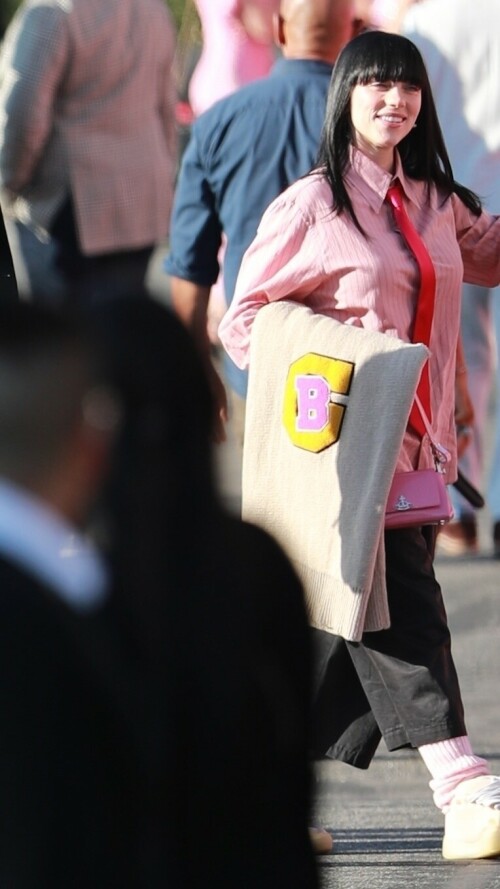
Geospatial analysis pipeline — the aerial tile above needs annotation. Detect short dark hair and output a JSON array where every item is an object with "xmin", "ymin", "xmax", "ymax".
[
  {"xmin": 316, "ymin": 30, "xmax": 481, "ymax": 231},
  {"xmin": 0, "ymin": 302, "xmax": 93, "ymax": 483},
  {"xmin": 85, "ymin": 297, "xmax": 218, "ymax": 602}
]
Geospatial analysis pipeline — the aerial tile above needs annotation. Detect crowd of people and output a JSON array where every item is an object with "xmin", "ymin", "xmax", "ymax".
[{"xmin": 0, "ymin": 0, "xmax": 500, "ymax": 882}]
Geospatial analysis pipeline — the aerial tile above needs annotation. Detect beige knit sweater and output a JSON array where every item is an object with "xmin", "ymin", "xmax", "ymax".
[{"xmin": 242, "ymin": 302, "xmax": 428, "ymax": 641}]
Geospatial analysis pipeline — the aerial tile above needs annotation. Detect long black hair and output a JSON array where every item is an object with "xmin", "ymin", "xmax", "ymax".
[{"xmin": 316, "ymin": 30, "xmax": 481, "ymax": 231}]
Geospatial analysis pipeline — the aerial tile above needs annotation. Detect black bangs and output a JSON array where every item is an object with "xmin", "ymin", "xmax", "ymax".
[
  {"xmin": 316, "ymin": 26, "xmax": 482, "ymax": 229},
  {"xmin": 345, "ymin": 30, "xmax": 427, "ymax": 88}
]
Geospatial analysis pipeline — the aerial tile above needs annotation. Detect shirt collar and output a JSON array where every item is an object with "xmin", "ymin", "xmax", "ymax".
[
  {"xmin": 270, "ymin": 57, "xmax": 334, "ymax": 80},
  {"xmin": 0, "ymin": 478, "xmax": 108, "ymax": 611},
  {"xmin": 346, "ymin": 146, "xmax": 425, "ymax": 213}
]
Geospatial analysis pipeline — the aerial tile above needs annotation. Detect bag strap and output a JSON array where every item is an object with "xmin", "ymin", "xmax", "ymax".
[{"xmin": 415, "ymin": 395, "xmax": 451, "ymax": 470}]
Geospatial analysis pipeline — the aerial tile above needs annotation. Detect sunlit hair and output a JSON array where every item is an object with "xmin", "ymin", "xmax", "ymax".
[{"xmin": 315, "ymin": 30, "xmax": 481, "ymax": 232}]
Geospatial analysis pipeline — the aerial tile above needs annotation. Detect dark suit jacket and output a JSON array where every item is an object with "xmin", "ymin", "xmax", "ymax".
[
  {"xmin": 0, "ymin": 556, "xmax": 150, "ymax": 888},
  {"xmin": 121, "ymin": 513, "xmax": 319, "ymax": 889},
  {"xmin": 0, "ymin": 512, "xmax": 318, "ymax": 889}
]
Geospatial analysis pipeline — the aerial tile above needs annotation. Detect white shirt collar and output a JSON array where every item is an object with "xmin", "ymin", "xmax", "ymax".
[{"xmin": 0, "ymin": 478, "xmax": 108, "ymax": 611}]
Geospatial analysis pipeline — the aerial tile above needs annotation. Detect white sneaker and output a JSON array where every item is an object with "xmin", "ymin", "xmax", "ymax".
[{"xmin": 443, "ymin": 775, "xmax": 500, "ymax": 860}]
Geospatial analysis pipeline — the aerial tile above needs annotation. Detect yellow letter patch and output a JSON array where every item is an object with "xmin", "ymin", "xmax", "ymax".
[{"xmin": 283, "ymin": 353, "xmax": 354, "ymax": 452}]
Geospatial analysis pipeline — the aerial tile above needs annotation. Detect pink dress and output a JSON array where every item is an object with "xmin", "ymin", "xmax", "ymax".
[{"xmin": 189, "ymin": 0, "xmax": 276, "ymax": 117}]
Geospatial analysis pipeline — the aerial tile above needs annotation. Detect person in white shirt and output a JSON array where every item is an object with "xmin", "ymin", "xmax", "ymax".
[{"xmin": 401, "ymin": 0, "xmax": 500, "ymax": 557}]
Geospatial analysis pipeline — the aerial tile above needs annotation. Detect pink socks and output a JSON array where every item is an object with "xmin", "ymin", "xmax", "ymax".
[{"xmin": 418, "ymin": 736, "xmax": 490, "ymax": 812}]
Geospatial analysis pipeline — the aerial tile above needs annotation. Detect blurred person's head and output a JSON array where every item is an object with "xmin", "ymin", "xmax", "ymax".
[
  {"xmin": 0, "ymin": 302, "xmax": 116, "ymax": 525},
  {"xmin": 275, "ymin": 0, "xmax": 357, "ymax": 64},
  {"xmin": 86, "ymin": 297, "xmax": 218, "ymax": 621}
]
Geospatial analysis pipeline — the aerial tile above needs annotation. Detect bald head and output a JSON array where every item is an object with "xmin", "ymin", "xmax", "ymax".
[{"xmin": 276, "ymin": 0, "xmax": 355, "ymax": 63}]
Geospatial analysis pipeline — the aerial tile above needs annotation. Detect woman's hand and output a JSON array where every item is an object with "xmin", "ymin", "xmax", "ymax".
[
  {"xmin": 455, "ymin": 365, "xmax": 474, "ymax": 459},
  {"xmin": 454, "ymin": 337, "xmax": 473, "ymax": 458}
]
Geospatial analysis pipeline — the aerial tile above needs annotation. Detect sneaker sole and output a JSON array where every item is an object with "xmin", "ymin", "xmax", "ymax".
[{"xmin": 443, "ymin": 802, "xmax": 500, "ymax": 860}]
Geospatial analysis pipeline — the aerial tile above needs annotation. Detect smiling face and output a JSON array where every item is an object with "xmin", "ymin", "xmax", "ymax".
[{"xmin": 350, "ymin": 79, "xmax": 422, "ymax": 172}]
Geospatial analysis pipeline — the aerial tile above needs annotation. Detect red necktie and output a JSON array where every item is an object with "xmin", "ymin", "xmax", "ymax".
[{"xmin": 386, "ymin": 182, "xmax": 436, "ymax": 437}]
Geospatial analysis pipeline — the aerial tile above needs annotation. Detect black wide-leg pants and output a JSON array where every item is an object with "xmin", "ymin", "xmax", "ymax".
[{"xmin": 310, "ymin": 525, "xmax": 467, "ymax": 769}]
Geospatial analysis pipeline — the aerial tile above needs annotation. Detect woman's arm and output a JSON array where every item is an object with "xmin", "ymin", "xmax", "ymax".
[
  {"xmin": 454, "ymin": 336, "xmax": 474, "ymax": 459},
  {"xmin": 453, "ymin": 195, "xmax": 500, "ymax": 289},
  {"xmin": 219, "ymin": 194, "xmax": 325, "ymax": 369}
]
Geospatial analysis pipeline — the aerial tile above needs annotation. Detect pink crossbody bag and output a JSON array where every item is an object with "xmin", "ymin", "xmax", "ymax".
[{"xmin": 385, "ymin": 396, "xmax": 454, "ymax": 529}]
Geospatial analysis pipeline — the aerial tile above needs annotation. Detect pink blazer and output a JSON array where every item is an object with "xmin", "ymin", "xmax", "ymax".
[{"xmin": 0, "ymin": 0, "xmax": 178, "ymax": 254}]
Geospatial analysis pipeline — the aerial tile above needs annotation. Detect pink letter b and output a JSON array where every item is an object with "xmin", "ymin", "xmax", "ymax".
[{"xmin": 295, "ymin": 375, "xmax": 329, "ymax": 432}]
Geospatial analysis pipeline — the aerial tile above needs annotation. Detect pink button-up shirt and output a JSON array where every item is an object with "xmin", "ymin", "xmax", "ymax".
[
  {"xmin": 219, "ymin": 148, "xmax": 500, "ymax": 478},
  {"xmin": 189, "ymin": 0, "xmax": 278, "ymax": 117}
]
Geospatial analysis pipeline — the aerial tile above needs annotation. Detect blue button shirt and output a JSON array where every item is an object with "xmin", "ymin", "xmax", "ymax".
[{"xmin": 165, "ymin": 58, "xmax": 333, "ymax": 397}]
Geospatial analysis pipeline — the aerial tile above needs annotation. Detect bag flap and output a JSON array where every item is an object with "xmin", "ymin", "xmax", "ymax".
[{"xmin": 386, "ymin": 469, "xmax": 443, "ymax": 515}]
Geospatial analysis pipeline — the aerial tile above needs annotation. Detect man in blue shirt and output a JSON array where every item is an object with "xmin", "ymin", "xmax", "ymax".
[{"xmin": 165, "ymin": 0, "xmax": 356, "ymax": 442}]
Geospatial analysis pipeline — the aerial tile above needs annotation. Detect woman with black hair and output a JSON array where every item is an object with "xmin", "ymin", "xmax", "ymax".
[{"xmin": 219, "ymin": 29, "xmax": 500, "ymax": 860}]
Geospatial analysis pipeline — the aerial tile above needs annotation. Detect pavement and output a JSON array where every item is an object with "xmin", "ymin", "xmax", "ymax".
[{"xmin": 214, "ymin": 403, "xmax": 500, "ymax": 889}]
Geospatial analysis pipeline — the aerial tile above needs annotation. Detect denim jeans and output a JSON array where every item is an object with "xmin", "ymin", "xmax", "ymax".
[
  {"xmin": 4, "ymin": 201, "xmax": 154, "ymax": 306},
  {"xmin": 49, "ymin": 197, "xmax": 153, "ymax": 305},
  {"xmin": 3, "ymin": 217, "xmax": 68, "ymax": 305}
]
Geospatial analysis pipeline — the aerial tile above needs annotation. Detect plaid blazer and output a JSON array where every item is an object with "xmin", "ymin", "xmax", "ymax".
[{"xmin": 0, "ymin": 0, "xmax": 178, "ymax": 254}]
